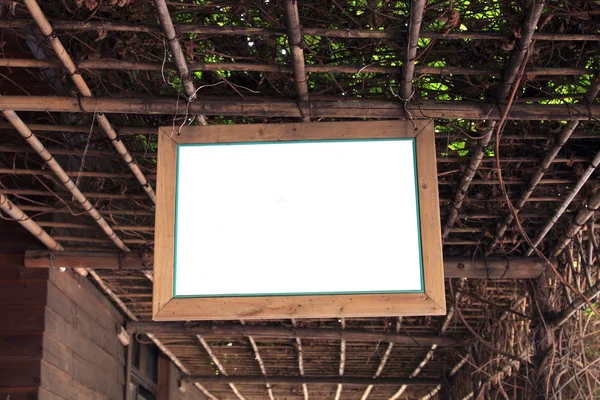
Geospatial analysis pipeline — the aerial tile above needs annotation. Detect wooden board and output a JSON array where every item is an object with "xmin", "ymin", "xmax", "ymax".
[
  {"xmin": 0, "ymin": 279, "xmax": 48, "ymax": 305},
  {"xmin": 154, "ymin": 120, "xmax": 445, "ymax": 320},
  {"xmin": 44, "ymin": 307, "xmax": 125, "ymax": 374},
  {"xmin": 1, "ymin": 305, "xmax": 46, "ymax": 333}
]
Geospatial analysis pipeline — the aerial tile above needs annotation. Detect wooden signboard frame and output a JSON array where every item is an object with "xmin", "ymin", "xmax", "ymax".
[{"xmin": 153, "ymin": 120, "xmax": 444, "ymax": 321}]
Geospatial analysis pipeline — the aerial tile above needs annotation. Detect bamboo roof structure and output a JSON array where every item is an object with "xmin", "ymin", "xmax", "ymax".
[{"xmin": 1, "ymin": 0, "xmax": 600, "ymax": 398}]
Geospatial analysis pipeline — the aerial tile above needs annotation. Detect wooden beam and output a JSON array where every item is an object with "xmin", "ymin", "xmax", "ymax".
[
  {"xmin": 126, "ymin": 321, "xmax": 463, "ymax": 347},
  {"xmin": 0, "ymin": 96, "xmax": 598, "ymax": 120},
  {"xmin": 189, "ymin": 375, "xmax": 442, "ymax": 386},
  {"xmin": 527, "ymin": 157, "xmax": 600, "ymax": 256},
  {"xmin": 553, "ymin": 279, "xmax": 600, "ymax": 328},
  {"xmin": 153, "ymin": 0, "xmax": 207, "ymax": 125},
  {"xmin": 442, "ymin": 0, "xmax": 546, "ymax": 239},
  {"xmin": 0, "ymin": 58, "xmax": 592, "ymax": 76},
  {"xmin": 292, "ymin": 318, "xmax": 309, "ymax": 400},
  {"xmin": 1, "ymin": 19, "xmax": 597, "ymax": 41},
  {"xmin": 25, "ymin": 250, "xmax": 549, "ymax": 279},
  {"xmin": 400, "ymin": 0, "xmax": 426, "ymax": 99},
  {"xmin": 283, "ymin": 0, "xmax": 310, "ymax": 122}
]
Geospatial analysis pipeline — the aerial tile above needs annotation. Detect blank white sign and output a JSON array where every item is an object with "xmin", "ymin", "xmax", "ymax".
[{"xmin": 174, "ymin": 140, "xmax": 423, "ymax": 297}]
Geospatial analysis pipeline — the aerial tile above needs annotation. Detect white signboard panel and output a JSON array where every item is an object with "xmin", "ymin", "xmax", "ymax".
[
  {"xmin": 174, "ymin": 140, "xmax": 423, "ymax": 297},
  {"xmin": 153, "ymin": 121, "xmax": 445, "ymax": 320}
]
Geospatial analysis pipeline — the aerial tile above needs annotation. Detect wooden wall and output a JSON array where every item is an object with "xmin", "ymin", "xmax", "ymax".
[
  {"xmin": 0, "ymin": 222, "xmax": 126, "ymax": 400},
  {"xmin": 0, "ymin": 224, "xmax": 46, "ymax": 400},
  {"xmin": 0, "ymin": 252, "xmax": 48, "ymax": 400},
  {"xmin": 40, "ymin": 267, "xmax": 126, "ymax": 400}
]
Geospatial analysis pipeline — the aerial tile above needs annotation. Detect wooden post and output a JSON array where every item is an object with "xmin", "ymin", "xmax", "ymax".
[
  {"xmin": 157, "ymin": 355, "xmax": 171, "ymax": 400},
  {"xmin": 124, "ymin": 332, "xmax": 134, "ymax": 400}
]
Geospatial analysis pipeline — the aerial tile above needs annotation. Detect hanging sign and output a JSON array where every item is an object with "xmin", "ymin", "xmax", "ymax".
[{"xmin": 153, "ymin": 120, "xmax": 444, "ymax": 320}]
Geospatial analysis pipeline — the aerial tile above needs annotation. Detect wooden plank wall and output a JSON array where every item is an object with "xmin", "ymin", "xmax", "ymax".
[
  {"xmin": 0, "ymin": 224, "xmax": 47, "ymax": 400},
  {"xmin": 0, "ymin": 222, "xmax": 127, "ymax": 400},
  {"xmin": 41, "ymin": 267, "xmax": 126, "ymax": 400}
]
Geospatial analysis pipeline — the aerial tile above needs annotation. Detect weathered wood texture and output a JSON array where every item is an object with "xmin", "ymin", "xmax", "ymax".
[
  {"xmin": 40, "ymin": 267, "xmax": 126, "ymax": 400},
  {"xmin": 0, "ymin": 224, "xmax": 126, "ymax": 400},
  {"xmin": 1, "ymin": 95, "xmax": 599, "ymax": 120},
  {"xmin": 0, "ymin": 225, "xmax": 46, "ymax": 400}
]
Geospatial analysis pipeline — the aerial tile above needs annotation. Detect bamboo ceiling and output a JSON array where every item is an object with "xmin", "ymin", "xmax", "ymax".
[{"xmin": 1, "ymin": 0, "xmax": 600, "ymax": 398}]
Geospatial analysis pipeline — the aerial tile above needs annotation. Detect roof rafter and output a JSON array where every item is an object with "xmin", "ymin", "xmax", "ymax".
[
  {"xmin": 1, "ymin": 109, "xmax": 129, "ymax": 253},
  {"xmin": 153, "ymin": 0, "xmax": 207, "ymax": 126},
  {"xmin": 3, "ymin": 19, "xmax": 597, "ymax": 41},
  {"xmin": 442, "ymin": 0, "xmax": 547, "ymax": 238},
  {"xmin": 1, "ymin": 95, "xmax": 598, "ymax": 120},
  {"xmin": 197, "ymin": 335, "xmax": 248, "ymax": 400},
  {"xmin": 284, "ymin": 0, "xmax": 310, "ymax": 122},
  {"xmin": 486, "ymin": 74, "xmax": 600, "ymax": 255},
  {"xmin": 399, "ymin": 0, "xmax": 426, "ymax": 100},
  {"xmin": 22, "ymin": 0, "xmax": 156, "ymax": 204}
]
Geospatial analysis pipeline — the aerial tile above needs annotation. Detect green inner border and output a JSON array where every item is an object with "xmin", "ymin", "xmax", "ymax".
[{"xmin": 173, "ymin": 138, "xmax": 424, "ymax": 298}]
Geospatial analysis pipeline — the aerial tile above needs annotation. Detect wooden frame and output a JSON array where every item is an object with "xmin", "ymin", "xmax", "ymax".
[{"xmin": 153, "ymin": 120, "xmax": 444, "ymax": 320}]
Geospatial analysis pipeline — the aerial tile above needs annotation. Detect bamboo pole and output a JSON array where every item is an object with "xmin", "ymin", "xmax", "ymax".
[
  {"xmin": 188, "ymin": 375, "xmax": 442, "ymax": 386},
  {"xmin": 0, "ymin": 144, "xmax": 154, "ymax": 158},
  {"xmin": 197, "ymin": 335, "xmax": 247, "ymax": 400},
  {"xmin": 2, "ymin": 109, "xmax": 129, "ymax": 252},
  {"xmin": 1, "ymin": 95, "xmax": 598, "ymax": 120},
  {"xmin": 553, "ymin": 279, "xmax": 600, "ymax": 328},
  {"xmin": 1, "ymin": 188, "xmax": 149, "ymax": 200},
  {"xmin": 0, "ymin": 167, "xmax": 156, "ymax": 180},
  {"xmin": 239, "ymin": 320, "xmax": 275, "ymax": 400},
  {"xmin": 496, "ymin": 1, "xmax": 546, "ymax": 102},
  {"xmin": 23, "ymin": 0, "xmax": 156, "ymax": 204},
  {"xmin": 1, "ymin": 188, "xmax": 570, "ymax": 204},
  {"xmin": 486, "ymin": 74, "xmax": 600, "ymax": 255},
  {"xmin": 399, "ymin": 0, "xmax": 426, "ymax": 100},
  {"xmin": 334, "ymin": 318, "xmax": 346, "ymax": 400},
  {"xmin": 0, "ymin": 122, "xmax": 156, "ymax": 135},
  {"xmin": 361, "ymin": 319, "xmax": 399, "ymax": 400},
  {"xmin": 442, "ymin": 125, "xmax": 494, "ymax": 238},
  {"xmin": 0, "ymin": 57, "xmax": 593, "ymax": 76},
  {"xmin": 18, "ymin": 204, "xmax": 155, "ymax": 217},
  {"xmin": 284, "ymin": 0, "xmax": 310, "ymax": 122},
  {"xmin": 442, "ymin": 0, "xmax": 545, "ymax": 238},
  {"xmin": 51, "ymin": 236, "xmax": 148, "ymax": 245},
  {"xmin": 549, "ymin": 192, "xmax": 600, "ymax": 257},
  {"xmin": 0, "ymin": 143, "xmax": 593, "ymax": 164},
  {"xmin": 0, "ymin": 192, "xmax": 86, "ymax": 275},
  {"xmin": 526, "ymin": 150, "xmax": 600, "ymax": 256},
  {"xmin": 291, "ymin": 318, "xmax": 309, "ymax": 400},
  {"xmin": 126, "ymin": 320, "xmax": 462, "ymax": 347},
  {"xmin": 25, "ymin": 250, "xmax": 550, "ymax": 279},
  {"xmin": 2, "ymin": 19, "xmax": 598, "ymax": 41},
  {"xmin": 153, "ymin": 0, "xmax": 207, "ymax": 125}
]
